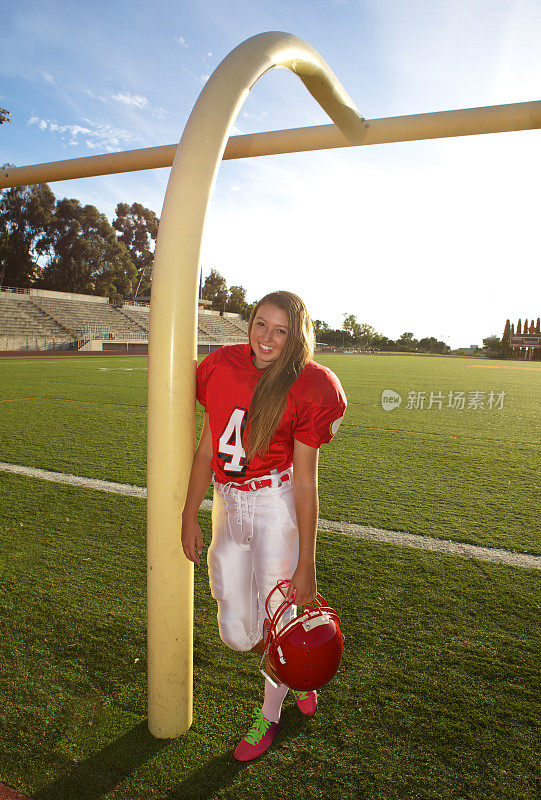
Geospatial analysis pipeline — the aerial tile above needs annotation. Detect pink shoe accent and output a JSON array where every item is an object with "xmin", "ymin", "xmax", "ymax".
[
  {"xmin": 293, "ymin": 689, "xmax": 318, "ymax": 717},
  {"xmin": 234, "ymin": 708, "xmax": 283, "ymax": 761}
]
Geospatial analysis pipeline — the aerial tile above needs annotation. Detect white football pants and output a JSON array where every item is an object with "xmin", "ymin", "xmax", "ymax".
[{"xmin": 208, "ymin": 470, "xmax": 299, "ymax": 652}]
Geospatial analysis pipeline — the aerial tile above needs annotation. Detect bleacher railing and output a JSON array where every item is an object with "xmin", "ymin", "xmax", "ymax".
[
  {"xmin": 0, "ymin": 286, "xmax": 31, "ymax": 295},
  {"xmin": 123, "ymin": 300, "xmax": 150, "ymax": 309},
  {"xmin": 83, "ymin": 325, "xmax": 149, "ymax": 340}
]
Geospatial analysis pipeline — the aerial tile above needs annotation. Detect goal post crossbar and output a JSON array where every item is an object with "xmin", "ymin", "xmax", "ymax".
[{"xmin": 1, "ymin": 100, "xmax": 540, "ymax": 189}]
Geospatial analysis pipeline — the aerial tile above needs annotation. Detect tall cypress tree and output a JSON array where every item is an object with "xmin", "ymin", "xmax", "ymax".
[{"xmin": 502, "ymin": 319, "xmax": 511, "ymax": 358}]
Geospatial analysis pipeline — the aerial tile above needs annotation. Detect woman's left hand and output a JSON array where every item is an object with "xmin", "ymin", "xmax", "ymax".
[{"xmin": 285, "ymin": 562, "xmax": 317, "ymax": 606}]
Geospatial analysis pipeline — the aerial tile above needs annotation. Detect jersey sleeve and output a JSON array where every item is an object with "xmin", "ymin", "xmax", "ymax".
[
  {"xmin": 196, "ymin": 352, "xmax": 215, "ymax": 410},
  {"xmin": 292, "ymin": 366, "xmax": 347, "ymax": 448}
]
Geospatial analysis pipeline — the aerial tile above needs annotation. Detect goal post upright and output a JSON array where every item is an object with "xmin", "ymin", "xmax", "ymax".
[{"xmin": 146, "ymin": 31, "xmax": 366, "ymax": 738}]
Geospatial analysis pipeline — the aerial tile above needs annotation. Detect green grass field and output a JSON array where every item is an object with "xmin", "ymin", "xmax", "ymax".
[
  {"xmin": 1, "ymin": 353, "xmax": 539, "ymax": 551},
  {"xmin": 0, "ymin": 353, "xmax": 540, "ymax": 799},
  {"xmin": 1, "ymin": 473, "xmax": 539, "ymax": 800}
]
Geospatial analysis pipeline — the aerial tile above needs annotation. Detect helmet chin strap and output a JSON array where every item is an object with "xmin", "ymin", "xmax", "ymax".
[
  {"xmin": 259, "ymin": 658, "xmax": 280, "ymax": 689},
  {"xmin": 258, "ymin": 618, "xmax": 281, "ymax": 688}
]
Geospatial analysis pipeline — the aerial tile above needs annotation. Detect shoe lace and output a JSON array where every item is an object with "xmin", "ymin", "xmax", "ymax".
[
  {"xmin": 292, "ymin": 690, "xmax": 310, "ymax": 701},
  {"xmin": 244, "ymin": 707, "xmax": 271, "ymax": 745}
]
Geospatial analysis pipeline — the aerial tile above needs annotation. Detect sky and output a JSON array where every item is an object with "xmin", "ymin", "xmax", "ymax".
[{"xmin": 1, "ymin": 0, "xmax": 540, "ymax": 348}]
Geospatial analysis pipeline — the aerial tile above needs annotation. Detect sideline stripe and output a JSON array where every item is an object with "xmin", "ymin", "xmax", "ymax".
[
  {"xmin": 0, "ymin": 461, "xmax": 146, "ymax": 498},
  {"xmin": 1, "ymin": 461, "xmax": 539, "ymax": 570},
  {"xmin": 317, "ymin": 519, "xmax": 541, "ymax": 570}
]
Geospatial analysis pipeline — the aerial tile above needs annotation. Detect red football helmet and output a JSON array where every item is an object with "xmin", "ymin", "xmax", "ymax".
[{"xmin": 260, "ymin": 579, "xmax": 343, "ymax": 691}]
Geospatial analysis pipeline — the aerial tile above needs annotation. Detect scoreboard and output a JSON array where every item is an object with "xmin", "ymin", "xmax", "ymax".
[{"xmin": 510, "ymin": 335, "xmax": 541, "ymax": 347}]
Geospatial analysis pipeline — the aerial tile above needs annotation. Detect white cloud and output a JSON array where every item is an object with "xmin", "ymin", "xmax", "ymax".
[
  {"xmin": 241, "ymin": 111, "xmax": 269, "ymax": 122},
  {"xmin": 111, "ymin": 92, "xmax": 148, "ymax": 109},
  {"xmin": 68, "ymin": 124, "xmax": 93, "ymax": 137},
  {"xmin": 175, "ymin": 35, "xmax": 189, "ymax": 47},
  {"xmin": 39, "ymin": 71, "xmax": 54, "ymax": 84},
  {"xmin": 85, "ymin": 89, "xmax": 108, "ymax": 103},
  {"xmin": 27, "ymin": 115, "xmax": 138, "ymax": 152}
]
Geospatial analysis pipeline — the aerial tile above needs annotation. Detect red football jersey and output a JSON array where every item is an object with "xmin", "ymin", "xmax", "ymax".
[{"xmin": 196, "ymin": 343, "xmax": 347, "ymax": 483}]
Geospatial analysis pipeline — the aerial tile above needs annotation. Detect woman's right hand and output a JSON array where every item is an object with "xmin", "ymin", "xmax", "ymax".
[{"xmin": 181, "ymin": 516, "xmax": 203, "ymax": 565}]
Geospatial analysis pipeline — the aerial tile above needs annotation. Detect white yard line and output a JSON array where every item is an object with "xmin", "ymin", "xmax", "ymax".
[
  {"xmin": 1, "ymin": 461, "xmax": 539, "ymax": 570},
  {"xmin": 0, "ymin": 461, "xmax": 146, "ymax": 499}
]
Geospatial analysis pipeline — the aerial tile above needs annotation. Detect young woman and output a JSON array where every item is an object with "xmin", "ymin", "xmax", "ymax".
[{"xmin": 181, "ymin": 290, "xmax": 346, "ymax": 761}]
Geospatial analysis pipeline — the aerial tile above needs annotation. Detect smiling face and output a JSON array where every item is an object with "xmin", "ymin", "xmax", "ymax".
[{"xmin": 249, "ymin": 302, "xmax": 290, "ymax": 369}]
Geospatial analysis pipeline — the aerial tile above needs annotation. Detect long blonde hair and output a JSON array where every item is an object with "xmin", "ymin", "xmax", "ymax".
[{"xmin": 245, "ymin": 291, "xmax": 315, "ymax": 458}]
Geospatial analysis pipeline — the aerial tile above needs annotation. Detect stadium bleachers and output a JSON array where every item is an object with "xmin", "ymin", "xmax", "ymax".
[
  {"xmin": 0, "ymin": 293, "xmax": 73, "ymax": 349},
  {"xmin": 197, "ymin": 312, "xmax": 248, "ymax": 342},
  {"xmin": 0, "ymin": 289, "xmax": 249, "ymax": 351},
  {"xmin": 31, "ymin": 296, "xmax": 144, "ymax": 337},
  {"xmin": 119, "ymin": 305, "xmax": 150, "ymax": 333}
]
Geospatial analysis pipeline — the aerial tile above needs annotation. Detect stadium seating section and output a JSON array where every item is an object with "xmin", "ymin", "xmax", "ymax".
[{"xmin": 0, "ymin": 290, "xmax": 249, "ymax": 351}]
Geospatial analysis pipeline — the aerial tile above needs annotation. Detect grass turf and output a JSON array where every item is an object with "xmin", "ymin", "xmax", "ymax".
[
  {"xmin": 0, "ymin": 472, "xmax": 539, "ymax": 800},
  {"xmin": 0, "ymin": 353, "xmax": 539, "ymax": 553}
]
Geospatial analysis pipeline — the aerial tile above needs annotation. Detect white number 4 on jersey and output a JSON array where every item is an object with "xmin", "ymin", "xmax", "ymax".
[{"xmin": 218, "ymin": 408, "xmax": 247, "ymax": 473}]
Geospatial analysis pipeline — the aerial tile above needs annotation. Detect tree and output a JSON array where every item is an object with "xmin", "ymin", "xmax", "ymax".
[
  {"xmin": 0, "ymin": 180, "xmax": 55, "ymax": 287},
  {"xmin": 313, "ymin": 319, "xmax": 329, "ymax": 336},
  {"xmin": 418, "ymin": 336, "xmax": 450, "ymax": 354},
  {"xmin": 342, "ymin": 314, "xmax": 358, "ymax": 336},
  {"xmin": 40, "ymin": 198, "xmax": 136, "ymax": 300},
  {"xmin": 0, "ymin": 108, "xmax": 11, "ymax": 125},
  {"xmin": 502, "ymin": 319, "xmax": 511, "ymax": 357},
  {"xmin": 397, "ymin": 331, "xmax": 419, "ymax": 351},
  {"xmin": 372, "ymin": 334, "xmax": 394, "ymax": 350},
  {"xmin": 482, "ymin": 335, "xmax": 505, "ymax": 359},
  {"xmin": 356, "ymin": 323, "xmax": 378, "ymax": 346},
  {"xmin": 226, "ymin": 284, "xmax": 252, "ymax": 317},
  {"xmin": 113, "ymin": 202, "xmax": 159, "ymax": 299},
  {"xmin": 341, "ymin": 316, "xmax": 381, "ymax": 346},
  {"xmin": 202, "ymin": 268, "xmax": 228, "ymax": 310}
]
